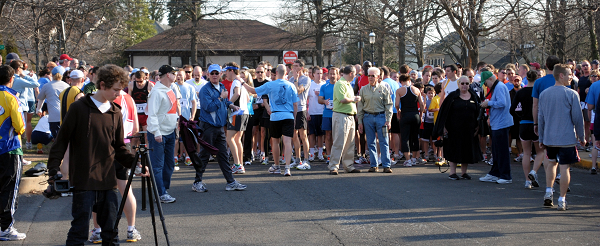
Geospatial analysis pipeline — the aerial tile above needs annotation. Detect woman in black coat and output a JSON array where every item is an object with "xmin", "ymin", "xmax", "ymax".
[{"xmin": 432, "ymin": 76, "xmax": 483, "ymax": 180}]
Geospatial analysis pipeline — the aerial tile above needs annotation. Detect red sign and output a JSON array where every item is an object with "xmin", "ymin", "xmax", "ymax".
[{"xmin": 283, "ymin": 50, "xmax": 298, "ymax": 64}]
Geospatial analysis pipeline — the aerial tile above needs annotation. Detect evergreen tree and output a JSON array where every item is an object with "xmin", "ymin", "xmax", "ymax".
[
  {"xmin": 124, "ymin": 0, "xmax": 157, "ymax": 47},
  {"xmin": 167, "ymin": 0, "xmax": 190, "ymax": 27}
]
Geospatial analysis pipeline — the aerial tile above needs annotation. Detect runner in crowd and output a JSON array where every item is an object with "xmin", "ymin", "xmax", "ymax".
[
  {"xmin": 289, "ymin": 59, "xmax": 311, "ymax": 170},
  {"xmin": 307, "ymin": 66, "xmax": 326, "ymax": 162},
  {"xmin": 224, "ymin": 62, "xmax": 250, "ymax": 174}
]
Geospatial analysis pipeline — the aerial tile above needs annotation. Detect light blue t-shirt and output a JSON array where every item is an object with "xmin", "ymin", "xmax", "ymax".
[
  {"xmin": 532, "ymin": 74, "xmax": 556, "ymax": 99},
  {"xmin": 175, "ymin": 82, "xmax": 197, "ymax": 120},
  {"xmin": 255, "ymin": 79, "xmax": 298, "ymax": 121},
  {"xmin": 319, "ymin": 82, "xmax": 335, "ymax": 117},
  {"xmin": 586, "ymin": 81, "xmax": 600, "ymax": 107},
  {"xmin": 382, "ymin": 78, "xmax": 399, "ymax": 113},
  {"xmin": 38, "ymin": 77, "xmax": 50, "ymax": 90}
]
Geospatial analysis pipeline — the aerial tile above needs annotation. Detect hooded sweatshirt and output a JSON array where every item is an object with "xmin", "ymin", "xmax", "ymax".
[
  {"xmin": 146, "ymin": 81, "xmax": 178, "ymax": 137},
  {"xmin": 48, "ymin": 94, "xmax": 135, "ymax": 190}
]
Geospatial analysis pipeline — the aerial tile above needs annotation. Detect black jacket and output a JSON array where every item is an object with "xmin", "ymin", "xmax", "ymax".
[
  {"xmin": 48, "ymin": 94, "xmax": 135, "ymax": 190},
  {"xmin": 432, "ymin": 89, "xmax": 483, "ymax": 140}
]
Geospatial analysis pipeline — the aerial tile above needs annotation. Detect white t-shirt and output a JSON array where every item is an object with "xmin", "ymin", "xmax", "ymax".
[
  {"xmin": 473, "ymin": 73, "xmax": 481, "ymax": 83},
  {"xmin": 90, "ymin": 96, "xmax": 111, "ymax": 113},
  {"xmin": 308, "ymin": 80, "xmax": 326, "ymax": 115},
  {"xmin": 443, "ymin": 79, "xmax": 458, "ymax": 96},
  {"xmin": 33, "ymin": 115, "xmax": 51, "ymax": 133},
  {"xmin": 229, "ymin": 79, "xmax": 249, "ymax": 113}
]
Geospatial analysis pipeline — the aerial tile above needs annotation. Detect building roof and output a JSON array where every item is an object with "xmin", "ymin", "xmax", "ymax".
[{"xmin": 126, "ymin": 19, "xmax": 324, "ymax": 52}]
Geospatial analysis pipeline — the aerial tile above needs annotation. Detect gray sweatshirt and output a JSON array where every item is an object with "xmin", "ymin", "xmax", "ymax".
[{"xmin": 538, "ymin": 85, "xmax": 584, "ymax": 146}]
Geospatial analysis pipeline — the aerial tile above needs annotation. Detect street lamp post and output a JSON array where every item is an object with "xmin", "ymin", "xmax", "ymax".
[{"xmin": 369, "ymin": 32, "xmax": 376, "ymax": 65}]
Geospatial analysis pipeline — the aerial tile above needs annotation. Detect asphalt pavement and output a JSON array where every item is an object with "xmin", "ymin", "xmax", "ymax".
[{"xmin": 8, "ymin": 157, "xmax": 600, "ymax": 245}]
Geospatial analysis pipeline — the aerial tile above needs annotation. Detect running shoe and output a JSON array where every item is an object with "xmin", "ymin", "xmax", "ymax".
[
  {"xmin": 185, "ymin": 156, "xmax": 192, "ymax": 166},
  {"xmin": 244, "ymin": 161, "xmax": 252, "ymax": 166},
  {"xmin": 308, "ymin": 153, "xmax": 315, "ymax": 162},
  {"xmin": 317, "ymin": 155, "xmax": 325, "ymax": 161},
  {"xmin": 290, "ymin": 159, "xmax": 299, "ymax": 168},
  {"xmin": 88, "ymin": 228, "xmax": 101, "ymax": 243},
  {"xmin": 283, "ymin": 167, "xmax": 292, "ymax": 176},
  {"xmin": 497, "ymin": 179, "xmax": 512, "ymax": 184},
  {"xmin": 461, "ymin": 173, "xmax": 472, "ymax": 180},
  {"xmin": 174, "ymin": 156, "xmax": 179, "ymax": 163},
  {"xmin": 261, "ymin": 157, "xmax": 269, "ymax": 165},
  {"xmin": 192, "ymin": 182, "xmax": 208, "ymax": 192},
  {"xmin": 296, "ymin": 160, "xmax": 311, "ymax": 170},
  {"xmin": 25, "ymin": 142, "xmax": 32, "ymax": 149},
  {"xmin": 174, "ymin": 162, "xmax": 180, "ymax": 171},
  {"xmin": 514, "ymin": 153, "xmax": 523, "ymax": 162},
  {"xmin": 22, "ymin": 159, "xmax": 31, "ymax": 165},
  {"xmin": 528, "ymin": 170, "xmax": 539, "ymax": 187},
  {"xmin": 525, "ymin": 181, "xmax": 532, "ymax": 189},
  {"xmin": 544, "ymin": 191, "xmax": 553, "ymax": 206},
  {"xmin": 209, "ymin": 155, "xmax": 215, "ymax": 161},
  {"xmin": 383, "ymin": 167, "xmax": 392, "ymax": 173},
  {"xmin": 368, "ymin": 167, "xmax": 378, "ymax": 172},
  {"xmin": 557, "ymin": 200, "xmax": 568, "ymax": 211},
  {"xmin": 591, "ymin": 168, "xmax": 597, "ymax": 175},
  {"xmin": 160, "ymin": 194, "xmax": 176, "ymax": 203},
  {"xmin": 448, "ymin": 173, "xmax": 460, "ymax": 180},
  {"xmin": 126, "ymin": 227, "xmax": 142, "ymax": 242},
  {"xmin": 0, "ymin": 227, "xmax": 25, "ymax": 241},
  {"xmin": 403, "ymin": 159, "xmax": 414, "ymax": 167},
  {"xmin": 479, "ymin": 174, "xmax": 498, "ymax": 182},
  {"xmin": 232, "ymin": 164, "xmax": 246, "ymax": 174},
  {"xmin": 268, "ymin": 165, "xmax": 281, "ymax": 174},
  {"xmin": 225, "ymin": 180, "xmax": 247, "ymax": 191}
]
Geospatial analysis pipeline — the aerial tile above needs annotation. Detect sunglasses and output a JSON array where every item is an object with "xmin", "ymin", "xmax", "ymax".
[
  {"xmin": 210, "ymin": 72, "xmax": 220, "ymax": 75},
  {"xmin": 514, "ymin": 79, "xmax": 521, "ymax": 82},
  {"xmin": 185, "ymin": 71, "xmax": 192, "ymax": 73},
  {"xmin": 468, "ymin": 76, "xmax": 474, "ymax": 78},
  {"xmin": 460, "ymin": 82, "xmax": 470, "ymax": 85},
  {"xmin": 368, "ymin": 75, "xmax": 377, "ymax": 77},
  {"xmin": 582, "ymin": 64, "xmax": 589, "ymax": 67},
  {"xmin": 591, "ymin": 75, "xmax": 598, "ymax": 77},
  {"xmin": 256, "ymin": 71, "xmax": 264, "ymax": 74}
]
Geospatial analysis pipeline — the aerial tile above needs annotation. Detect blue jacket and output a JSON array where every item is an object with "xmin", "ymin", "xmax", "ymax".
[
  {"xmin": 488, "ymin": 81, "xmax": 514, "ymax": 130},
  {"xmin": 0, "ymin": 86, "xmax": 24, "ymax": 155},
  {"xmin": 199, "ymin": 82, "xmax": 232, "ymax": 127}
]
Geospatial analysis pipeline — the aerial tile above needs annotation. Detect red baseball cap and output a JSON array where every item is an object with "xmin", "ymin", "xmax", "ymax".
[
  {"xmin": 59, "ymin": 54, "xmax": 73, "ymax": 61},
  {"xmin": 529, "ymin": 62, "xmax": 541, "ymax": 70},
  {"xmin": 322, "ymin": 67, "xmax": 328, "ymax": 74}
]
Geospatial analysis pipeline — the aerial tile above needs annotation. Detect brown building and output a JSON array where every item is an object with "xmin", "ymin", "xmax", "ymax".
[{"xmin": 125, "ymin": 19, "xmax": 336, "ymax": 70}]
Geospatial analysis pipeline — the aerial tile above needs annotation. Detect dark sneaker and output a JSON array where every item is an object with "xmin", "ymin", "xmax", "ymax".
[
  {"xmin": 448, "ymin": 173, "xmax": 460, "ymax": 180},
  {"xmin": 528, "ymin": 171, "xmax": 540, "ymax": 187},
  {"xmin": 330, "ymin": 170, "xmax": 338, "ymax": 175},
  {"xmin": 591, "ymin": 168, "xmax": 597, "ymax": 175},
  {"xmin": 383, "ymin": 167, "xmax": 392, "ymax": 173},
  {"xmin": 461, "ymin": 173, "xmax": 472, "ymax": 180},
  {"xmin": 368, "ymin": 167, "xmax": 378, "ymax": 172},
  {"xmin": 544, "ymin": 192, "xmax": 553, "ymax": 207},
  {"xmin": 348, "ymin": 169, "xmax": 361, "ymax": 173}
]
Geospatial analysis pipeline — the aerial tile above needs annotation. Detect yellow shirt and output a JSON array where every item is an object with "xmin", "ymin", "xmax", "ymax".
[
  {"xmin": 59, "ymin": 86, "xmax": 82, "ymax": 125},
  {"xmin": 429, "ymin": 95, "xmax": 441, "ymax": 124}
]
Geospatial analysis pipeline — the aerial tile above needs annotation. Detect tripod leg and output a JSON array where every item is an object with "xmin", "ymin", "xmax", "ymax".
[
  {"xmin": 110, "ymin": 153, "xmax": 140, "ymax": 246},
  {"xmin": 145, "ymin": 153, "xmax": 171, "ymax": 246},
  {"xmin": 145, "ymin": 173, "xmax": 160, "ymax": 246}
]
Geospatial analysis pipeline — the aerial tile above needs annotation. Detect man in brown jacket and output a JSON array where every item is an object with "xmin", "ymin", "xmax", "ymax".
[{"xmin": 47, "ymin": 64, "xmax": 138, "ymax": 246}]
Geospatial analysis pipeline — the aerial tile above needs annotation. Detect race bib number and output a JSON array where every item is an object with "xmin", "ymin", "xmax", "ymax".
[
  {"xmin": 256, "ymin": 97, "xmax": 263, "ymax": 104},
  {"xmin": 181, "ymin": 99, "xmax": 190, "ymax": 109},
  {"xmin": 426, "ymin": 111, "xmax": 434, "ymax": 119},
  {"xmin": 326, "ymin": 100, "xmax": 334, "ymax": 109},
  {"xmin": 136, "ymin": 103, "xmax": 147, "ymax": 113},
  {"xmin": 581, "ymin": 102, "xmax": 587, "ymax": 110}
]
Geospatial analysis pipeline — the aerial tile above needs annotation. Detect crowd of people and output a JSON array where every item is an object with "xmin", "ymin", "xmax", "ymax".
[{"xmin": 0, "ymin": 51, "xmax": 595, "ymax": 244}]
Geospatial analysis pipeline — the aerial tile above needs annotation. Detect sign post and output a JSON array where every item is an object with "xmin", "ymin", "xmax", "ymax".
[{"xmin": 283, "ymin": 50, "xmax": 298, "ymax": 64}]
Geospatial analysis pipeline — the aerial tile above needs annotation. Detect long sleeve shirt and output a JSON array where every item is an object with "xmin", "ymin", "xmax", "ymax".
[
  {"xmin": 487, "ymin": 81, "xmax": 514, "ymax": 130},
  {"xmin": 198, "ymin": 82, "xmax": 232, "ymax": 127},
  {"xmin": 11, "ymin": 74, "xmax": 39, "ymax": 110},
  {"xmin": 357, "ymin": 82, "xmax": 393, "ymax": 124},
  {"xmin": 538, "ymin": 85, "xmax": 584, "ymax": 146}
]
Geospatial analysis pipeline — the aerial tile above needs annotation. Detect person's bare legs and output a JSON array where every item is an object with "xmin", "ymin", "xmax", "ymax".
[
  {"xmin": 226, "ymin": 130, "xmax": 243, "ymax": 165},
  {"xmin": 449, "ymin": 161, "xmax": 457, "ymax": 175},
  {"xmin": 460, "ymin": 164, "xmax": 469, "ymax": 175},
  {"xmin": 117, "ymin": 179, "xmax": 136, "ymax": 228},
  {"xmin": 271, "ymin": 138, "xmax": 281, "ymax": 166},
  {"xmin": 559, "ymin": 164, "xmax": 570, "ymax": 198},
  {"xmin": 545, "ymin": 159, "xmax": 558, "ymax": 190},
  {"xmin": 592, "ymin": 135, "xmax": 598, "ymax": 170},
  {"xmin": 325, "ymin": 131, "xmax": 332, "ymax": 156},
  {"xmin": 532, "ymin": 142, "xmax": 544, "ymax": 173},
  {"xmin": 283, "ymin": 136, "xmax": 293, "ymax": 167}
]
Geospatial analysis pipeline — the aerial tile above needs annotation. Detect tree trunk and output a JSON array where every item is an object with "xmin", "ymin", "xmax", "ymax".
[
  {"xmin": 397, "ymin": 18, "xmax": 406, "ymax": 65},
  {"xmin": 589, "ymin": 10, "xmax": 599, "ymax": 60},
  {"xmin": 190, "ymin": 4, "xmax": 199, "ymax": 65},
  {"xmin": 315, "ymin": 0, "xmax": 324, "ymax": 67}
]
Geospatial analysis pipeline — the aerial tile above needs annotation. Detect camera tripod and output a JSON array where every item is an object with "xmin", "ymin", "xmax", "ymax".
[{"xmin": 110, "ymin": 131, "xmax": 170, "ymax": 246}]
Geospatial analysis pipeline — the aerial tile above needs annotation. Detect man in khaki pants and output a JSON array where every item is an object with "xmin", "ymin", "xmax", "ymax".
[{"xmin": 329, "ymin": 65, "xmax": 362, "ymax": 175}]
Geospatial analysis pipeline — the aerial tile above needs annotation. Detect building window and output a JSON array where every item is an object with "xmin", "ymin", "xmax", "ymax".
[
  {"xmin": 189, "ymin": 57, "xmax": 205, "ymax": 68},
  {"xmin": 300, "ymin": 56, "xmax": 313, "ymax": 65},
  {"xmin": 241, "ymin": 56, "xmax": 260, "ymax": 69},
  {"xmin": 171, "ymin": 56, "xmax": 182, "ymax": 68}
]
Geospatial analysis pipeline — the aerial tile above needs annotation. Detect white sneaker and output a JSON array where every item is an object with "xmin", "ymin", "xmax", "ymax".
[
  {"xmin": 497, "ymin": 179, "xmax": 512, "ymax": 184},
  {"xmin": 88, "ymin": 228, "xmax": 101, "ymax": 243},
  {"xmin": 290, "ymin": 159, "xmax": 299, "ymax": 168},
  {"xmin": 317, "ymin": 155, "xmax": 325, "ymax": 161},
  {"xmin": 159, "ymin": 194, "xmax": 176, "ymax": 203},
  {"xmin": 308, "ymin": 153, "xmax": 315, "ymax": 162},
  {"xmin": 479, "ymin": 174, "xmax": 499, "ymax": 182},
  {"xmin": 192, "ymin": 182, "xmax": 207, "ymax": 192},
  {"xmin": 0, "ymin": 227, "xmax": 26, "ymax": 241},
  {"xmin": 283, "ymin": 167, "xmax": 291, "ymax": 176},
  {"xmin": 525, "ymin": 181, "xmax": 532, "ymax": 189},
  {"xmin": 296, "ymin": 160, "xmax": 311, "ymax": 170},
  {"xmin": 557, "ymin": 200, "xmax": 568, "ymax": 211},
  {"xmin": 268, "ymin": 165, "xmax": 281, "ymax": 174},
  {"xmin": 22, "ymin": 159, "xmax": 32, "ymax": 165},
  {"xmin": 232, "ymin": 165, "xmax": 245, "ymax": 174}
]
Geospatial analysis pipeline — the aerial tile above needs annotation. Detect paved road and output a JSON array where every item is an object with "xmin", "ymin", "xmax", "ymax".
[{"xmin": 9, "ymin": 159, "xmax": 600, "ymax": 245}]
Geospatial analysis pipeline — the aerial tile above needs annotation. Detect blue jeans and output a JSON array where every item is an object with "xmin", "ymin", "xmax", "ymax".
[
  {"xmin": 489, "ymin": 127, "xmax": 512, "ymax": 180},
  {"xmin": 148, "ymin": 131, "xmax": 176, "ymax": 196},
  {"xmin": 363, "ymin": 113, "xmax": 391, "ymax": 168},
  {"xmin": 66, "ymin": 189, "xmax": 120, "ymax": 246}
]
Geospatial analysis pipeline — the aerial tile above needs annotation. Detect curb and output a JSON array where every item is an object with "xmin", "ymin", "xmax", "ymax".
[{"xmin": 19, "ymin": 175, "xmax": 47, "ymax": 194}]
